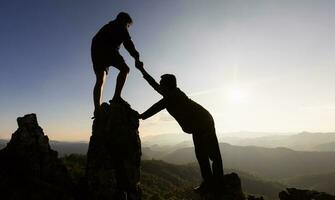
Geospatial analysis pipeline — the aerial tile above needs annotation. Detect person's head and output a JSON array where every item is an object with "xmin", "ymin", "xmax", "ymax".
[
  {"xmin": 116, "ymin": 12, "xmax": 133, "ymax": 28},
  {"xmin": 160, "ymin": 74, "xmax": 177, "ymax": 92}
]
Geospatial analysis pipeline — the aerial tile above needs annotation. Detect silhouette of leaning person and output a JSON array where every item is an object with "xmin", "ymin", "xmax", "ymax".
[
  {"xmin": 136, "ymin": 62, "xmax": 224, "ymax": 193},
  {"xmin": 91, "ymin": 12, "xmax": 141, "ymax": 115}
]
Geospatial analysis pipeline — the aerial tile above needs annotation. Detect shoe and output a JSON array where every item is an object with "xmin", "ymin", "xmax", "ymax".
[
  {"xmin": 193, "ymin": 181, "xmax": 210, "ymax": 194},
  {"xmin": 110, "ymin": 97, "xmax": 130, "ymax": 107},
  {"xmin": 91, "ymin": 106, "xmax": 102, "ymax": 119}
]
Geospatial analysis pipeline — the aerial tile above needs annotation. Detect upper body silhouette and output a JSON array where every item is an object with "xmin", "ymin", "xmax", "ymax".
[
  {"xmin": 137, "ymin": 63, "xmax": 224, "ymax": 193},
  {"xmin": 91, "ymin": 18, "xmax": 139, "ymax": 67},
  {"xmin": 139, "ymin": 72, "xmax": 213, "ymax": 133}
]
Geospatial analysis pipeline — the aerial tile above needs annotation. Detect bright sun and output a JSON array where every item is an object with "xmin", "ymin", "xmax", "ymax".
[{"xmin": 229, "ymin": 89, "xmax": 244, "ymax": 103}]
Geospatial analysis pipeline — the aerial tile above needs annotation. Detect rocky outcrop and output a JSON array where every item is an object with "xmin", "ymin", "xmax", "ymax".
[
  {"xmin": 279, "ymin": 188, "xmax": 335, "ymax": 200},
  {"xmin": 0, "ymin": 113, "xmax": 73, "ymax": 200},
  {"xmin": 85, "ymin": 101, "xmax": 141, "ymax": 200},
  {"xmin": 196, "ymin": 173, "xmax": 245, "ymax": 200},
  {"xmin": 220, "ymin": 173, "xmax": 245, "ymax": 200}
]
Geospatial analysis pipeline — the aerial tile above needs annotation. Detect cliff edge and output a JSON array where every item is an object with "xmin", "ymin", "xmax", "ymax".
[{"xmin": 85, "ymin": 101, "xmax": 141, "ymax": 200}]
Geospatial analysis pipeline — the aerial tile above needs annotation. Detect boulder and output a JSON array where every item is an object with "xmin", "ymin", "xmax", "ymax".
[{"xmin": 196, "ymin": 173, "xmax": 245, "ymax": 200}]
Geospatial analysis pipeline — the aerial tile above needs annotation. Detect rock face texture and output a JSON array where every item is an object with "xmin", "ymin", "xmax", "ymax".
[
  {"xmin": 221, "ymin": 173, "xmax": 245, "ymax": 200},
  {"xmin": 85, "ymin": 101, "xmax": 142, "ymax": 200},
  {"xmin": 279, "ymin": 188, "xmax": 335, "ymax": 200},
  {"xmin": 0, "ymin": 113, "xmax": 73, "ymax": 200},
  {"xmin": 196, "ymin": 173, "xmax": 245, "ymax": 200}
]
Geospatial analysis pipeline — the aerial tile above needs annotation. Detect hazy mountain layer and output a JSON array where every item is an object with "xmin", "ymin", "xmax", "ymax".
[
  {"xmin": 223, "ymin": 132, "xmax": 335, "ymax": 152},
  {"xmin": 284, "ymin": 172, "xmax": 335, "ymax": 195},
  {"xmin": 3, "ymin": 136, "xmax": 335, "ymax": 196},
  {"xmin": 142, "ymin": 132, "xmax": 335, "ymax": 152},
  {"xmin": 157, "ymin": 143, "xmax": 335, "ymax": 181}
]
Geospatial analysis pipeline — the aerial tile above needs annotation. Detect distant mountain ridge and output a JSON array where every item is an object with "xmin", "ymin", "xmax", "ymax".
[
  {"xmin": 0, "ymin": 139, "xmax": 88, "ymax": 156},
  {"xmin": 2, "ymin": 113, "xmax": 335, "ymax": 199},
  {"xmin": 313, "ymin": 141, "xmax": 335, "ymax": 152},
  {"xmin": 284, "ymin": 172, "xmax": 335, "ymax": 195},
  {"xmin": 156, "ymin": 143, "xmax": 335, "ymax": 181},
  {"xmin": 3, "ymin": 131, "xmax": 335, "ymax": 153},
  {"xmin": 142, "ymin": 132, "xmax": 335, "ymax": 152},
  {"xmin": 224, "ymin": 132, "xmax": 335, "ymax": 151},
  {"xmin": 3, "ymin": 137, "xmax": 335, "ymax": 184}
]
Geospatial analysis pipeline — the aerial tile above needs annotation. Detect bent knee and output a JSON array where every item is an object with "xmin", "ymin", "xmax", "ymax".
[
  {"xmin": 117, "ymin": 63, "xmax": 130, "ymax": 74},
  {"xmin": 121, "ymin": 65, "xmax": 130, "ymax": 74}
]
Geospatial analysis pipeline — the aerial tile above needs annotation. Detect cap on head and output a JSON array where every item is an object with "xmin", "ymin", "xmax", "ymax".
[
  {"xmin": 116, "ymin": 12, "xmax": 133, "ymax": 24},
  {"xmin": 160, "ymin": 74, "xmax": 177, "ymax": 89}
]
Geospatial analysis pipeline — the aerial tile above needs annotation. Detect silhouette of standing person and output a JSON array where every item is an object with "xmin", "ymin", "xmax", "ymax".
[
  {"xmin": 136, "ymin": 62, "xmax": 224, "ymax": 193},
  {"xmin": 91, "ymin": 12, "xmax": 141, "ymax": 116}
]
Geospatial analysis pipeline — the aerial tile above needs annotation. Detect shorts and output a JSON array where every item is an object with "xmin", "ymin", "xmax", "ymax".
[{"xmin": 91, "ymin": 47, "xmax": 125, "ymax": 73}]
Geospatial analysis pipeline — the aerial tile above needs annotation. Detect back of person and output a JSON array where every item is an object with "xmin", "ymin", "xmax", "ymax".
[
  {"xmin": 92, "ymin": 20, "xmax": 129, "ymax": 52},
  {"xmin": 164, "ymin": 88, "xmax": 213, "ymax": 133}
]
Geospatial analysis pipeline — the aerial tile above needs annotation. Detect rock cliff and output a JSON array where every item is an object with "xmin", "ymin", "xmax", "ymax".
[
  {"xmin": 85, "ymin": 101, "xmax": 142, "ymax": 200},
  {"xmin": 196, "ymin": 172, "xmax": 245, "ymax": 200},
  {"xmin": 0, "ymin": 113, "xmax": 73, "ymax": 200}
]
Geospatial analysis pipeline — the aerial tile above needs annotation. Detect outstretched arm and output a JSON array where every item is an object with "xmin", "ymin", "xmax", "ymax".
[
  {"xmin": 123, "ymin": 38, "xmax": 140, "ymax": 61},
  {"xmin": 123, "ymin": 28, "xmax": 140, "ymax": 60},
  {"xmin": 140, "ymin": 99, "xmax": 165, "ymax": 120},
  {"xmin": 136, "ymin": 62, "xmax": 163, "ymax": 95}
]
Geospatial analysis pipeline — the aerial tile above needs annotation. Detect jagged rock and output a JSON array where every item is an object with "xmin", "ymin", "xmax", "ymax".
[
  {"xmin": 85, "ymin": 101, "xmax": 141, "ymax": 200},
  {"xmin": 197, "ymin": 173, "xmax": 245, "ymax": 200},
  {"xmin": 0, "ymin": 113, "xmax": 74, "ymax": 200},
  {"xmin": 279, "ymin": 188, "xmax": 335, "ymax": 200}
]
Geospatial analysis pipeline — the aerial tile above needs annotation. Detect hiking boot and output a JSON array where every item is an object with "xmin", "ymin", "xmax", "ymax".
[
  {"xmin": 110, "ymin": 97, "xmax": 130, "ymax": 107},
  {"xmin": 193, "ymin": 181, "xmax": 210, "ymax": 194},
  {"xmin": 91, "ymin": 103, "xmax": 104, "ymax": 119},
  {"xmin": 91, "ymin": 107, "xmax": 100, "ymax": 119}
]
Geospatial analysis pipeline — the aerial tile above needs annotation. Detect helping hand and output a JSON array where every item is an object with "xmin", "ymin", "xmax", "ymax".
[
  {"xmin": 134, "ymin": 111, "xmax": 143, "ymax": 120},
  {"xmin": 135, "ymin": 60, "xmax": 144, "ymax": 70},
  {"xmin": 133, "ymin": 111, "xmax": 140, "ymax": 118}
]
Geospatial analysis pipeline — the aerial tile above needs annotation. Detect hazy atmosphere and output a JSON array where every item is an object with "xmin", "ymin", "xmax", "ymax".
[
  {"xmin": 2, "ymin": 1, "xmax": 335, "ymax": 199},
  {"xmin": 1, "ymin": 0, "xmax": 335, "ymax": 141}
]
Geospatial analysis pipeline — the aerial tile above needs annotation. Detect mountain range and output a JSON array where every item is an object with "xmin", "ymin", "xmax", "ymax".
[
  {"xmin": 142, "ymin": 132, "xmax": 335, "ymax": 152},
  {"xmin": 156, "ymin": 143, "xmax": 335, "ymax": 180},
  {"xmin": 2, "ymin": 132, "xmax": 335, "ymax": 195}
]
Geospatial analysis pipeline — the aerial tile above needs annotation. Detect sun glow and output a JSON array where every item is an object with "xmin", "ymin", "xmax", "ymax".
[
  {"xmin": 229, "ymin": 88, "xmax": 246, "ymax": 103},
  {"xmin": 231, "ymin": 89, "xmax": 243, "ymax": 102}
]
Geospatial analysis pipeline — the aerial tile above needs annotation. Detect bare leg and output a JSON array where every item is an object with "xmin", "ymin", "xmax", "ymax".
[
  {"xmin": 113, "ymin": 63, "xmax": 130, "ymax": 100},
  {"xmin": 93, "ymin": 69, "xmax": 106, "ymax": 109}
]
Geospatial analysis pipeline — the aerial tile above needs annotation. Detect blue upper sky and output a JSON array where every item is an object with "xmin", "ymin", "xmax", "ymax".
[{"xmin": 1, "ymin": 0, "xmax": 335, "ymax": 140}]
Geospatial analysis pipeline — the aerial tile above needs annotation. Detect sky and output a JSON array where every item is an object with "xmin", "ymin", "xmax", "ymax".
[{"xmin": 1, "ymin": 0, "xmax": 335, "ymax": 141}]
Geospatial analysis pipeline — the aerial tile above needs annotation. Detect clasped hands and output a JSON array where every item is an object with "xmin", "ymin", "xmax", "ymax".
[{"xmin": 135, "ymin": 60, "xmax": 144, "ymax": 70}]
